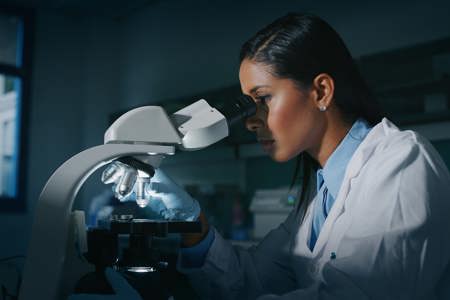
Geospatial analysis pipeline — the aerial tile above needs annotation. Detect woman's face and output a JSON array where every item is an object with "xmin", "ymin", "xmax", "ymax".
[{"xmin": 239, "ymin": 59, "xmax": 325, "ymax": 162}]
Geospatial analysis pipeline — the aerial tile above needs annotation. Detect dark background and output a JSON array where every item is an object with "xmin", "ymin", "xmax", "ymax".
[{"xmin": 0, "ymin": 0, "xmax": 449, "ymax": 273}]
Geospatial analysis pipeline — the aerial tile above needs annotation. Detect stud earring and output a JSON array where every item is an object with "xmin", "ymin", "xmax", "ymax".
[{"xmin": 319, "ymin": 106, "xmax": 327, "ymax": 112}]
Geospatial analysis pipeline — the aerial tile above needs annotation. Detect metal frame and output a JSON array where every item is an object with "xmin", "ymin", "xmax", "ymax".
[{"xmin": 0, "ymin": 6, "xmax": 34, "ymax": 212}]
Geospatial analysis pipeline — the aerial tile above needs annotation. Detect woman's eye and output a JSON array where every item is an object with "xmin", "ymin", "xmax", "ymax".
[{"xmin": 256, "ymin": 95, "xmax": 271, "ymax": 104}]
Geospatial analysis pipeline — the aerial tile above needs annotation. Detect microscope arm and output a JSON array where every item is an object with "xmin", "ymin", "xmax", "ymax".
[
  {"xmin": 19, "ymin": 143, "xmax": 174, "ymax": 300},
  {"xmin": 19, "ymin": 97, "xmax": 255, "ymax": 300}
]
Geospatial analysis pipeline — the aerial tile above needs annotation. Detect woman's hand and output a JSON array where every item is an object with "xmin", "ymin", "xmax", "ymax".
[
  {"xmin": 181, "ymin": 211, "xmax": 210, "ymax": 247},
  {"xmin": 101, "ymin": 163, "xmax": 201, "ymax": 221}
]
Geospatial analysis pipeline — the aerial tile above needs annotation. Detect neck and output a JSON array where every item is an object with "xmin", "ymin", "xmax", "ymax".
[{"xmin": 308, "ymin": 116, "xmax": 352, "ymax": 167}]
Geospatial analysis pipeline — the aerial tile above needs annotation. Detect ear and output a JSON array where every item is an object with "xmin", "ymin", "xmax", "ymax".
[{"xmin": 311, "ymin": 73, "xmax": 335, "ymax": 111}]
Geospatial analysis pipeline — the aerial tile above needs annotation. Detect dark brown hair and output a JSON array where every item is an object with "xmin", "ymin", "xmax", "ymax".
[{"xmin": 240, "ymin": 13, "xmax": 382, "ymax": 219}]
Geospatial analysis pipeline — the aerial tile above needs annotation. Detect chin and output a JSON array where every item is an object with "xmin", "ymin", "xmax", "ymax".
[
  {"xmin": 270, "ymin": 150, "xmax": 291, "ymax": 163},
  {"xmin": 270, "ymin": 147, "xmax": 300, "ymax": 162}
]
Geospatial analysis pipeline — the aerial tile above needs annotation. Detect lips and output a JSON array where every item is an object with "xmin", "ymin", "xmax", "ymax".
[{"xmin": 258, "ymin": 139, "xmax": 275, "ymax": 152}]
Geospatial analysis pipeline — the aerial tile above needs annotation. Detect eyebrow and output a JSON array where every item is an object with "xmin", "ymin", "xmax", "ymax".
[{"xmin": 249, "ymin": 85, "xmax": 270, "ymax": 94}]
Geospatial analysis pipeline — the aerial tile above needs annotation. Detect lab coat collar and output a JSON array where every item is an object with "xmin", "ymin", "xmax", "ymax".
[{"xmin": 321, "ymin": 119, "xmax": 372, "ymax": 200}]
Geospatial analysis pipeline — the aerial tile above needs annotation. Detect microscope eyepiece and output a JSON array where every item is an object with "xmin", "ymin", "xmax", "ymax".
[{"xmin": 217, "ymin": 95, "xmax": 256, "ymax": 128}]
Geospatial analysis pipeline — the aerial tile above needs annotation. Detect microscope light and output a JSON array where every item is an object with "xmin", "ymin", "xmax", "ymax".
[{"xmin": 125, "ymin": 266, "xmax": 156, "ymax": 273}]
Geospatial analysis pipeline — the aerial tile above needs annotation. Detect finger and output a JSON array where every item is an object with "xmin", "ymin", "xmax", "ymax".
[
  {"xmin": 153, "ymin": 170, "xmax": 186, "ymax": 195},
  {"xmin": 154, "ymin": 169, "xmax": 175, "ymax": 184},
  {"xmin": 155, "ymin": 193, "xmax": 178, "ymax": 210},
  {"xmin": 148, "ymin": 181, "xmax": 172, "ymax": 194},
  {"xmin": 145, "ymin": 190, "xmax": 171, "ymax": 206}
]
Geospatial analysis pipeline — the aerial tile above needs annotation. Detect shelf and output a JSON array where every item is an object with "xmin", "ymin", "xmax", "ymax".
[{"xmin": 404, "ymin": 120, "xmax": 450, "ymax": 141}]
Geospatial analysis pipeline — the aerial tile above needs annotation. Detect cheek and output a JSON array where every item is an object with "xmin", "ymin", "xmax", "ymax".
[
  {"xmin": 267, "ymin": 106, "xmax": 293, "ymax": 135},
  {"xmin": 267, "ymin": 98, "xmax": 316, "ymax": 161},
  {"xmin": 268, "ymin": 99, "xmax": 305, "ymax": 140}
]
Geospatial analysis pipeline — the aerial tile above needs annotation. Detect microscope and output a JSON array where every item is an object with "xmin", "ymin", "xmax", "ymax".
[{"xmin": 19, "ymin": 96, "xmax": 255, "ymax": 300}]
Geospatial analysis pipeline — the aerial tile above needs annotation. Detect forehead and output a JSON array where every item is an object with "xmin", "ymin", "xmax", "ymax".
[{"xmin": 239, "ymin": 59, "xmax": 277, "ymax": 93}]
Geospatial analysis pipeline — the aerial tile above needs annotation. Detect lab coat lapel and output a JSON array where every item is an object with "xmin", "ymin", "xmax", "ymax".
[
  {"xmin": 294, "ymin": 195, "xmax": 316, "ymax": 257},
  {"xmin": 308, "ymin": 119, "xmax": 390, "ymax": 256}
]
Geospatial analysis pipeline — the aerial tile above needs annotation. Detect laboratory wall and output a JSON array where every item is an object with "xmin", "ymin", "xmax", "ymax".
[
  {"xmin": 0, "ymin": 10, "xmax": 124, "ymax": 257},
  {"xmin": 0, "ymin": 12, "xmax": 84, "ymax": 257},
  {"xmin": 117, "ymin": 0, "xmax": 450, "ymax": 108},
  {"xmin": 0, "ymin": 0, "xmax": 450, "ymax": 257}
]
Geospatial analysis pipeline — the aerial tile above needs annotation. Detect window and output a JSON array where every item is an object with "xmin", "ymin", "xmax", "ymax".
[{"xmin": 0, "ymin": 7, "xmax": 33, "ymax": 211}]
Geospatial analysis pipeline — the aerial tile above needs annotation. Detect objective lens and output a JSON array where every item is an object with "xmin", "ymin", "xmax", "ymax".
[
  {"xmin": 135, "ymin": 177, "xmax": 150, "ymax": 208},
  {"xmin": 115, "ymin": 167, "xmax": 137, "ymax": 200},
  {"xmin": 101, "ymin": 162, "xmax": 124, "ymax": 184}
]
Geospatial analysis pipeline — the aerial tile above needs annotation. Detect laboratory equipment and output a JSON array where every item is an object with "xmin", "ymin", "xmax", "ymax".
[
  {"xmin": 19, "ymin": 96, "xmax": 255, "ymax": 300},
  {"xmin": 249, "ymin": 187, "xmax": 297, "ymax": 239},
  {"xmin": 102, "ymin": 156, "xmax": 156, "ymax": 204}
]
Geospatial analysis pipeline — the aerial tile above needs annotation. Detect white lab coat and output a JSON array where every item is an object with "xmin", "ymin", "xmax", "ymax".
[{"xmin": 178, "ymin": 118, "xmax": 450, "ymax": 300}]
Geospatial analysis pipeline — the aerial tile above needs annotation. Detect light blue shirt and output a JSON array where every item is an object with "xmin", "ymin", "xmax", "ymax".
[{"xmin": 309, "ymin": 119, "xmax": 371, "ymax": 250}]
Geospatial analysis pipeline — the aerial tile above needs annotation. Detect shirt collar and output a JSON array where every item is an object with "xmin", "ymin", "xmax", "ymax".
[{"xmin": 317, "ymin": 119, "xmax": 372, "ymax": 199}]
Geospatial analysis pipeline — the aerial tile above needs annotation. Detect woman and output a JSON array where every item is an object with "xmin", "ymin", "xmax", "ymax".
[
  {"xmin": 175, "ymin": 13, "xmax": 450, "ymax": 299},
  {"xmin": 79, "ymin": 13, "xmax": 450, "ymax": 300}
]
